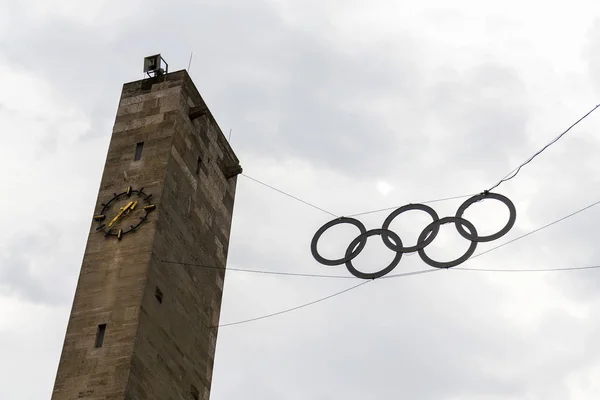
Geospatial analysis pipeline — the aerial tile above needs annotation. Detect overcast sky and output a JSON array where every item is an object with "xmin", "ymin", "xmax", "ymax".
[{"xmin": 2, "ymin": 0, "xmax": 600, "ymax": 399}]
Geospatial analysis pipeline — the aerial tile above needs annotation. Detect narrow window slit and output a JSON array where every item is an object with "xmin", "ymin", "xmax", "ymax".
[
  {"xmin": 134, "ymin": 142, "xmax": 144, "ymax": 161},
  {"xmin": 95, "ymin": 324, "xmax": 107, "ymax": 348},
  {"xmin": 155, "ymin": 287, "xmax": 163, "ymax": 304},
  {"xmin": 195, "ymin": 156, "xmax": 202, "ymax": 176},
  {"xmin": 190, "ymin": 385, "xmax": 199, "ymax": 400}
]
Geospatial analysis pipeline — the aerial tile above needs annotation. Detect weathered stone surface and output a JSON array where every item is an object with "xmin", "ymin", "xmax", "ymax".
[{"xmin": 51, "ymin": 70, "xmax": 239, "ymax": 400}]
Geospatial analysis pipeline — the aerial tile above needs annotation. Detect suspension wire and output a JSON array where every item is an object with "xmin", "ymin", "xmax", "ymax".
[
  {"xmin": 454, "ymin": 265, "xmax": 600, "ymax": 272},
  {"xmin": 214, "ymin": 259, "xmax": 600, "ymax": 328},
  {"xmin": 161, "ymin": 259, "xmax": 355, "ymax": 279},
  {"xmin": 215, "ymin": 268, "xmax": 449, "ymax": 327},
  {"xmin": 487, "ymin": 103, "xmax": 600, "ymax": 192},
  {"xmin": 241, "ymin": 173, "xmax": 339, "ymax": 218},
  {"xmin": 347, "ymin": 194, "xmax": 474, "ymax": 218},
  {"xmin": 216, "ymin": 280, "xmax": 372, "ymax": 328},
  {"xmin": 162, "ymin": 259, "xmax": 600, "ymax": 279},
  {"xmin": 379, "ymin": 268, "xmax": 442, "ymax": 279},
  {"xmin": 467, "ymin": 197, "xmax": 600, "ymax": 262}
]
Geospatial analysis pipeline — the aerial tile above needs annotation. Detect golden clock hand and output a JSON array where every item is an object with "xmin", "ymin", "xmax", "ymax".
[
  {"xmin": 108, "ymin": 201, "xmax": 134, "ymax": 227},
  {"xmin": 125, "ymin": 201, "xmax": 138, "ymax": 214},
  {"xmin": 121, "ymin": 201, "xmax": 138, "ymax": 221}
]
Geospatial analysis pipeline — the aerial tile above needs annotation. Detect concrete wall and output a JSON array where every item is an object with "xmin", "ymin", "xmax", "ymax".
[{"xmin": 51, "ymin": 70, "xmax": 240, "ymax": 400}]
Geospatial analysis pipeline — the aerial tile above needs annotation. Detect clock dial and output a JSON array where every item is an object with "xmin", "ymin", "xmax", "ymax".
[{"xmin": 93, "ymin": 186, "xmax": 156, "ymax": 240}]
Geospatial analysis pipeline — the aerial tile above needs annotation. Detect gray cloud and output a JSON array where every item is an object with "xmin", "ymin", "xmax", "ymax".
[
  {"xmin": 0, "ymin": 0, "xmax": 432, "ymax": 177},
  {"xmin": 0, "ymin": 0, "xmax": 537, "ymax": 185},
  {"xmin": 3, "ymin": 1, "xmax": 600, "ymax": 400},
  {"xmin": 426, "ymin": 64, "xmax": 531, "ymax": 173},
  {"xmin": 585, "ymin": 18, "xmax": 600, "ymax": 93},
  {"xmin": 0, "ymin": 227, "xmax": 77, "ymax": 305}
]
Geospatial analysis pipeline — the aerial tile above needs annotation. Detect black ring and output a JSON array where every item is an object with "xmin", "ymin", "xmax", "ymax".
[
  {"xmin": 310, "ymin": 217, "xmax": 368, "ymax": 266},
  {"xmin": 381, "ymin": 203, "xmax": 440, "ymax": 253},
  {"xmin": 454, "ymin": 192, "xmax": 516, "ymax": 242},
  {"xmin": 345, "ymin": 229, "xmax": 403, "ymax": 279},
  {"xmin": 417, "ymin": 217, "xmax": 478, "ymax": 269}
]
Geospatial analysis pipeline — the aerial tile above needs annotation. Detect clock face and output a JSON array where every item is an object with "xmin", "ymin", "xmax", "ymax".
[{"xmin": 93, "ymin": 186, "xmax": 156, "ymax": 240}]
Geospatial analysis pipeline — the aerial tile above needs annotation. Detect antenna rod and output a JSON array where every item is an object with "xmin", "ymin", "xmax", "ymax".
[{"xmin": 188, "ymin": 52, "xmax": 194, "ymax": 72}]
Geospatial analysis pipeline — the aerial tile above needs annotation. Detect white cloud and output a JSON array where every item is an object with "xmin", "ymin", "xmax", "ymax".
[{"xmin": 376, "ymin": 180, "xmax": 394, "ymax": 196}]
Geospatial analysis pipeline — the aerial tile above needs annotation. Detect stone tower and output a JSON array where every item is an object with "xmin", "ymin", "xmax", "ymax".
[{"xmin": 51, "ymin": 58, "xmax": 242, "ymax": 400}]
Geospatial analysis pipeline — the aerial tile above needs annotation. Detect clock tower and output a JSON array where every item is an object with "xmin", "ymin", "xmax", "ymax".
[{"xmin": 51, "ymin": 56, "xmax": 242, "ymax": 400}]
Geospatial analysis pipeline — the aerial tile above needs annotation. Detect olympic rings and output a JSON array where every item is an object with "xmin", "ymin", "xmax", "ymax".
[{"xmin": 310, "ymin": 191, "xmax": 516, "ymax": 279}]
